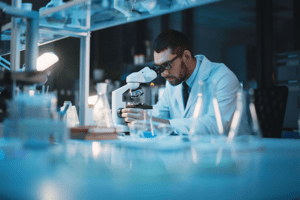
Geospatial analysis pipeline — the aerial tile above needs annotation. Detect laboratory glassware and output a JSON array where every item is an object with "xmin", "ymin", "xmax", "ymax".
[
  {"xmin": 227, "ymin": 88, "xmax": 263, "ymax": 150},
  {"xmin": 3, "ymin": 93, "xmax": 68, "ymax": 147},
  {"xmin": 93, "ymin": 83, "xmax": 114, "ymax": 127},
  {"xmin": 129, "ymin": 110, "xmax": 154, "ymax": 138},
  {"xmin": 60, "ymin": 101, "xmax": 79, "ymax": 128},
  {"xmin": 188, "ymin": 80, "xmax": 225, "ymax": 143},
  {"xmin": 130, "ymin": 109, "xmax": 174, "ymax": 139}
]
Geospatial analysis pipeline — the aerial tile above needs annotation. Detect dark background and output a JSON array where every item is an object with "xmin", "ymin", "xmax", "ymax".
[{"xmin": 1, "ymin": 0, "xmax": 299, "ymax": 129}]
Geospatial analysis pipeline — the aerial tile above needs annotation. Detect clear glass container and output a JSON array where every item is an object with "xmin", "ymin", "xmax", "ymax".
[
  {"xmin": 60, "ymin": 101, "xmax": 79, "ymax": 128},
  {"xmin": 188, "ymin": 80, "xmax": 226, "ymax": 143},
  {"xmin": 189, "ymin": 81, "xmax": 206, "ymax": 137},
  {"xmin": 3, "ymin": 93, "xmax": 68, "ymax": 148},
  {"xmin": 129, "ymin": 110, "xmax": 154, "ymax": 138},
  {"xmin": 227, "ymin": 88, "xmax": 263, "ymax": 151},
  {"xmin": 93, "ymin": 92, "xmax": 114, "ymax": 127},
  {"xmin": 129, "ymin": 110, "xmax": 173, "ymax": 139}
]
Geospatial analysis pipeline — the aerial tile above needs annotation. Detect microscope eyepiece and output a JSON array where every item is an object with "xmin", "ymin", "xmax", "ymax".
[{"xmin": 150, "ymin": 64, "xmax": 165, "ymax": 74}]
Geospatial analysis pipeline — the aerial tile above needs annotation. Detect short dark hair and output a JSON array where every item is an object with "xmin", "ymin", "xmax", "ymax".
[{"xmin": 153, "ymin": 29, "xmax": 194, "ymax": 57}]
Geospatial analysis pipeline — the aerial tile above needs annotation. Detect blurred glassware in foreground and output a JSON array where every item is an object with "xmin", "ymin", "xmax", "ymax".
[
  {"xmin": 3, "ymin": 93, "xmax": 68, "ymax": 148},
  {"xmin": 93, "ymin": 83, "xmax": 114, "ymax": 127},
  {"xmin": 188, "ymin": 80, "xmax": 226, "ymax": 143},
  {"xmin": 60, "ymin": 101, "xmax": 79, "ymax": 128},
  {"xmin": 130, "ymin": 110, "xmax": 173, "ymax": 139},
  {"xmin": 227, "ymin": 88, "xmax": 263, "ymax": 150},
  {"xmin": 130, "ymin": 110, "xmax": 154, "ymax": 138},
  {"xmin": 189, "ymin": 81, "xmax": 205, "ymax": 138}
]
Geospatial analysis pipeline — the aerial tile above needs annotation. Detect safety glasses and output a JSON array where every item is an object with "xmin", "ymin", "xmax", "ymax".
[{"xmin": 152, "ymin": 54, "xmax": 181, "ymax": 71}]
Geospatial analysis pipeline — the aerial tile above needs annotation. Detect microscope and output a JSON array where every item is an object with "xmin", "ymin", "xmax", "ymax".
[{"xmin": 112, "ymin": 66, "xmax": 163, "ymax": 132}]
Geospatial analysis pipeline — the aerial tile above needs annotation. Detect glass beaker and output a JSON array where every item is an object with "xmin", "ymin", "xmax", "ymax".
[{"xmin": 129, "ymin": 110, "xmax": 155, "ymax": 138}]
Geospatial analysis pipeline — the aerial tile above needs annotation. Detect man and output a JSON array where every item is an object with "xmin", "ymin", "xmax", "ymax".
[{"xmin": 121, "ymin": 29, "xmax": 240, "ymax": 135}]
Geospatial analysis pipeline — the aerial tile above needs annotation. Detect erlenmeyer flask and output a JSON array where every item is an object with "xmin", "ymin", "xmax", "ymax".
[
  {"xmin": 188, "ymin": 80, "xmax": 225, "ymax": 142},
  {"xmin": 227, "ymin": 88, "xmax": 263, "ymax": 149},
  {"xmin": 189, "ymin": 80, "xmax": 205, "ymax": 138},
  {"xmin": 93, "ymin": 83, "xmax": 114, "ymax": 127},
  {"xmin": 212, "ymin": 80, "xmax": 224, "ymax": 136}
]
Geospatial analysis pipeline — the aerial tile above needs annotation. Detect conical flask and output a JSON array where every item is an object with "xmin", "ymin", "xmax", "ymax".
[
  {"xmin": 188, "ymin": 80, "xmax": 225, "ymax": 142},
  {"xmin": 227, "ymin": 88, "xmax": 263, "ymax": 149},
  {"xmin": 93, "ymin": 83, "xmax": 114, "ymax": 127},
  {"xmin": 189, "ymin": 80, "xmax": 205, "ymax": 138},
  {"xmin": 212, "ymin": 80, "xmax": 224, "ymax": 136}
]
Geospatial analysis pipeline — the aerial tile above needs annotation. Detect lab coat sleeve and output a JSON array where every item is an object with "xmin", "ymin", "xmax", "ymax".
[
  {"xmin": 215, "ymin": 71, "xmax": 241, "ymax": 134},
  {"xmin": 169, "ymin": 118, "xmax": 194, "ymax": 134},
  {"xmin": 152, "ymin": 88, "xmax": 171, "ymax": 120}
]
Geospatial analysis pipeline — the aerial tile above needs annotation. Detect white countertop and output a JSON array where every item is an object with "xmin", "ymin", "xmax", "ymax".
[{"xmin": 0, "ymin": 137, "xmax": 299, "ymax": 199}]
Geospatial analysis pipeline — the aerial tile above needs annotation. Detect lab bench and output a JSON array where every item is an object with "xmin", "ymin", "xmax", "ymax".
[{"xmin": 0, "ymin": 137, "xmax": 300, "ymax": 199}]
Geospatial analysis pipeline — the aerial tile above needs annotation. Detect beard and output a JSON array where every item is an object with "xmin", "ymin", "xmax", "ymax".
[{"xmin": 167, "ymin": 61, "xmax": 188, "ymax": 86}]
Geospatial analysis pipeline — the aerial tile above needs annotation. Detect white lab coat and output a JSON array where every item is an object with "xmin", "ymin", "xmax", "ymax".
[{"xmin": 152, "ymin": 55, "xmax": 241, "ymax": 135}]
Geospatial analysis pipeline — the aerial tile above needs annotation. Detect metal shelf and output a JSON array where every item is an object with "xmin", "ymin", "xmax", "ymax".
[{"xmin": 1, "ymin": 0, "xmax": 221, "ymax": 56}]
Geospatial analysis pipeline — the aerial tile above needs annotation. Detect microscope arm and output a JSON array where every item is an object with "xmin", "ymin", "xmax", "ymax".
[{"xmin": 112, "ymin": 82, "xmax": 139, "ymax": 128}]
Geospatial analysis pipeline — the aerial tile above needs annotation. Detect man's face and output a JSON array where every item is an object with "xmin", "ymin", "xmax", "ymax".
[{"xmin": 154, "ymin": 48, "xmax": 188, "ymax": 86}]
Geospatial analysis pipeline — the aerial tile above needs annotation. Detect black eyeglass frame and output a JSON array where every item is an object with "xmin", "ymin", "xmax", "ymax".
[{"xmin": 152, "ymin": 54, "xmax": 181, "ymax": 71}]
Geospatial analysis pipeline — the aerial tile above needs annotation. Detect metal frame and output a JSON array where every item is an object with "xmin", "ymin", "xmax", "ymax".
[
  {"xmin": 79, "ymin": 0, "xmax": 91, "ymax": 126},
  {"xmin": 79, "ymin": 35, "xmax": 90, "ymax": 125},
  {"xmin": 0, "ymin": 1, "xmax": 39, "ymax": 72},
  {"xmin": 39, "ymin": 0, "xmax": 88, "ymax": 18},
  {"xmin": 0, "ymin": 2, "xmax": 38, "ymax": 19},
  {"xmin": 0, "ymin": 56, "xmax": 11, "ymax": 71},
  {"xmin": 10, "ymin": 0, "xmax": 21, "ymax": 72},
  {"xmin": 39, "ymin": 27, "xmax": 90, "ymax": 37},
  {"xmin": 25, "ymin": 17, "xmax": 39, "ymax": 71}
]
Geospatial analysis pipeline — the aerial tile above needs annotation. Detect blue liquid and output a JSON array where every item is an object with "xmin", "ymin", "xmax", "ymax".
[{"xmin": 142, "ymin": 131, "xmax": 156, "ymax": 138}]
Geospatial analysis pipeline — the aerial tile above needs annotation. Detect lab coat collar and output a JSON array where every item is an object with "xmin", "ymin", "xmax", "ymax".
[{"xmin": 184, "ymin": 55, "xmax": 212, "ymax": 116}]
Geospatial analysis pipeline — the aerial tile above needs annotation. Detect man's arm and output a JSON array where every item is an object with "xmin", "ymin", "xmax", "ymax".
[
  {"xmin": 121, "ymin": 108, "xmax": 170, "ymax": 124},
  {"xmin": 121, "ymin": 86, "xmax": 171, "ymax": 125}
]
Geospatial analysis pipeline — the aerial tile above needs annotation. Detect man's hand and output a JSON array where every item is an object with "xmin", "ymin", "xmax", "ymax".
[
  {"xmin": 121, "ymin": 108, "xmax": 145, "ymax": 123},
  {"xmin": 121, "ymin": 108, "xmax": 170, "ymax": 125}
]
